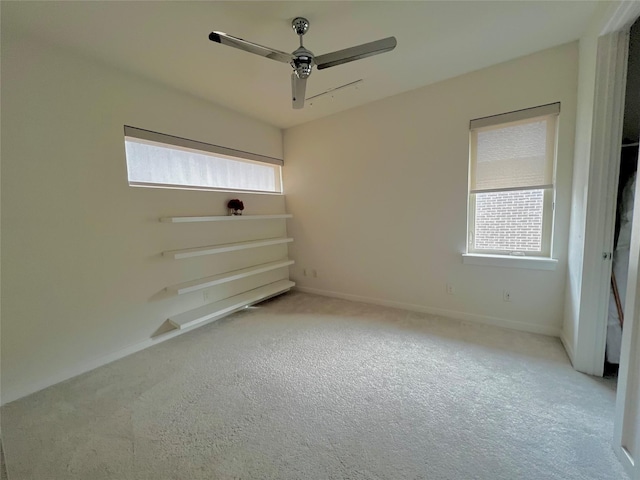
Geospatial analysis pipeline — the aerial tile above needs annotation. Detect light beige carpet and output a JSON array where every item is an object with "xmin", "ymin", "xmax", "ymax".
[
  {"xmin": 1, "ymin": 442, "xmax": 7, "ymax": 480},
  {"xmin": 1, "ymin": 291, "xmax": 628, "ymax": 479}
]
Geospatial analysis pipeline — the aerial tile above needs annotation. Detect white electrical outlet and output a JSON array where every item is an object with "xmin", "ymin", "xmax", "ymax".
[
  {"xmin": 446, "ymin": 283, "xmax": 455, "ymax": 295},
  {"xmin": 303, "ymin": 269, "xmax": 308, "ymax": 277},
  {"xmin": 312, "ymin": 269, "xmax": 318, "ymax": 278},
  {"xmin": 503, "ymin": 290, "xmax": 511, "ymax": 302}
]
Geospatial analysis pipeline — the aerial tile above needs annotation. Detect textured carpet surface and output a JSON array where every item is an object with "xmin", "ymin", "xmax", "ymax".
[
  {"xmin": 1, "ymin": 443, "xmax": 7, "ymax": 480},
  {"xmin": 2, "ymin": 291, "xmax": 627, "ymax": 479}
]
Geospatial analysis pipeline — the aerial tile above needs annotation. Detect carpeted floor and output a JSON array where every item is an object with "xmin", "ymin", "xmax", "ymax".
[
  {"xmin": 1, "ymin": 291, "xmax": 628, "ymax": 479},
  {"xmin": 1, "ymin": 443, "xmax": 7, "ymax": 480}
]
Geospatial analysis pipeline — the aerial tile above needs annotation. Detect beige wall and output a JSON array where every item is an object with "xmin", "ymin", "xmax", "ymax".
[
  {"xmin": 284, "ymin": 42, "xmax": 579, "ymax": 335},
  {"xmin": 1, "ymin": 29, "xmax": 286, "ymax": 403}
]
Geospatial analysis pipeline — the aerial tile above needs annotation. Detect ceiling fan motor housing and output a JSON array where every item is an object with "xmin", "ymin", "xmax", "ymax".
[{"xmin": 292, "ymin": 47, "xmax": 314, "ymax": 79}]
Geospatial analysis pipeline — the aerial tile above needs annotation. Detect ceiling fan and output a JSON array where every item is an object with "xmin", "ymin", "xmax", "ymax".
[{"xmin": 209, "ymin": 17, "xmax": 397, "ymax": 109}]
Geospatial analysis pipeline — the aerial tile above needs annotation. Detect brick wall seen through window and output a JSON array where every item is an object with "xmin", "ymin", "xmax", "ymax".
[{"xmin": 474, "ymin": 189, "xmax": 544, "ymax": 251}]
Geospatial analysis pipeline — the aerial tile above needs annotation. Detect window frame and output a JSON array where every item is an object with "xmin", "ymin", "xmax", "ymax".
[
  {"xmin": 124, "ymin": 126, "xmax": 284, "ymax": 195},
  {"xmin": 466, "ymin": 104, "xmax": 560, "ymax": 258}
]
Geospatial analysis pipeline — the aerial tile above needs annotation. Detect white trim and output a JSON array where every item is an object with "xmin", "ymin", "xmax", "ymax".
[
  {"xmin": 614, "ymin": 92, "xmax": 640, "ymax": 479},
  {"xmin": 1, "ymin": 288, "xmax": 294, "ymax": 406},
  {"xmin": 579, "ymin": 3, "xmax": 639, "ymax": 476},
  {"xmin": 462, "ymin": 253, "xmax": 558, "ymax": 271},
  {"xmin": 129, "ymin": 183, "xmax": 283, "ymax": 196},
  {"xmin": 129, "ymin": 181, "xmax": 282, "ymax": 195},
  {"xmin": 600, "ymin": 1, "xmax": 640, "ymax": 35},
  {"xmin": 470, "ymin": 184, "xmax": 553, "ymax": 195},
  {"xmin": 618, "ymin": 448, "xmax": 634, "ymax": 476},
  {"xmin": 614, "ymin": 202, "xmax": 640, "ymax": 476},
  {"xmin": 1, "ymin": 316, "xmax": 220, "ymax": 405},
  {"xmin": 2, "ymin": 284, "xmax": 560, "ymax": 405},
  {"xmin": 295, "ymin": 286, "xmax": 561, "ymax": 337},
  {"xmin": 560, "ymin": 331, "xmax": 575, "ymax": 365}
]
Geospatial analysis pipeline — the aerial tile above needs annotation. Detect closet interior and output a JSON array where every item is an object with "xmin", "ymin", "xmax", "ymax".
[{"xmin": 605, "ymin": 19, "xmax": 639, "ymax": 374}]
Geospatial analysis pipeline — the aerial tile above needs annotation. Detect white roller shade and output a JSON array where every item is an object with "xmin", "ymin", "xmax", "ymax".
[
  {"xmin": 469, "ymin": 105, "xmax": 558, "ymax": 194},
  {"xmin": 124, "ymin": 126, "xmax": 283, "ymax": 166}
]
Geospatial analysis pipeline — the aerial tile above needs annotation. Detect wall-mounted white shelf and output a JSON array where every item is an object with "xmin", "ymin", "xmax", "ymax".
[
  {"xmin": 163, "ymin": 237, "xmax": 294, "ymax": 260},
  {"xmin": 160, "ymin": 214, "xmax": 292, "ymax": 223},
  {"xmin": 167, "ymin": 259, "xmax": 295, "ymax": 295},
  {"xmin": 168, "ymin": 280, "xmax": 295, "ymax": 330}
]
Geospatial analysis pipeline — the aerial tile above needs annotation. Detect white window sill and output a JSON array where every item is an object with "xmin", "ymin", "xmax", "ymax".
[{"xmin": 461, "ymin": 253, "xmax": 558, "ymax": 271}]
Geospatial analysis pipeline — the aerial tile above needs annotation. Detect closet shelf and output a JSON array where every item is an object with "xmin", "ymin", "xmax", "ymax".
[
  {"xmin": 167, "ymin": 259, "xmax": 295, "ymax": 295},
  {"xmin": 163, "ymin": 237, "xmax": 294, "ymax": 259},
  {"xmin": 160, "ymin": 214, "xmax": 292, "ymax": 223},
  {"xmin": 168, "ymin": 280, "xmax": 295, "ymax": 330}
]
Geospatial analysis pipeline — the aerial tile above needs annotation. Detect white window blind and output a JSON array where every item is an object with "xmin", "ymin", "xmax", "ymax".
[
  {"xmin": 124, "ymin": 126, "xmax": 283, "ymax": 194},
  {"xmin": 470, "ymin": 103, "xmax": 559, "ymax": 194}
]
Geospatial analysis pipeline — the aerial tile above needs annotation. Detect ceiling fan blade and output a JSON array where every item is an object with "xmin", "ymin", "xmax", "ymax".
[
  {"xmin": 315, "ymin": 37, "xmax": 397, "ymax": 70},
  {"xmin": 291, "ymin": 74, "xmax": 307, "ymax": 109},
  {"xmin": 209, "ymin": 31, "xmax": 292, "ymax": 64}
]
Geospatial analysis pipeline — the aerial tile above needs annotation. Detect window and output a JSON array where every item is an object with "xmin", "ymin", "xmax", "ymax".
[
  {"xmin": 124, "ymin": 126, "xmax": 283, "ymax": 194},
  {"xmin": 467, "ymin": 103, "xmax": 559, "ymax": 257}
]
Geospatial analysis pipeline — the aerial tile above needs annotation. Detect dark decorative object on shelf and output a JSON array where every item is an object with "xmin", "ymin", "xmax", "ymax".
[{"xmin": 227, "ymin": 199, "xmax": 245, "ymax": 216}]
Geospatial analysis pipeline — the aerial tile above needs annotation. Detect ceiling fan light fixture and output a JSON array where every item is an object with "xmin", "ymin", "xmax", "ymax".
[
  {"xmin": 291, "ymin": 45, "xmax": 314, "ymax": 79},
  {"xmin": 292, "ymin": 57, "xmax": 313, "ymax": 79}
]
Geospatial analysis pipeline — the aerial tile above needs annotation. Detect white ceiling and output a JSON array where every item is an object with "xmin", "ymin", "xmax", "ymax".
[{"xmin": 4, "ymin": 1, "xmax": 600, "ymax": 129}]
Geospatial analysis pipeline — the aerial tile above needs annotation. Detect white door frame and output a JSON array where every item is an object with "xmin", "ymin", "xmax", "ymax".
[
  {"xmin": 567, "ymin": 1, "xmax": 640, "ymax": 378},
  {"xmin": 589, "ymin": 2, "xmax": 640, "ymax": 478},
  {"xmin": 615, "ymin": 156, "xmax": 640, "ymax": 477},
  {"xmin": 575, "ymin": 2, "xmax": 640, "ymax": 372},
  {"xmin": 576, "ymin": 29, "xmax": 630, "ymax": 377}
]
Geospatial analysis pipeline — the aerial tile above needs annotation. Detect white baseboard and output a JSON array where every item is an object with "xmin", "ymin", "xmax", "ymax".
[
  {"xmin": 1, "ymin": 316, "xmax": 221, "ymax": 406},
  {"xmin": 560, "ymin": 331, "xmax": 575, "ymax": 366},
  {"xmin": 295, "ymin": 286, "xmax": 562, "ymax": 337},
  {"xmin": 3, "ymin": 287, "xmax": 561, "ymax": 405},
  {"xmin": 614, "ymin": 444, "xmax": 635, "ymax": 480}
]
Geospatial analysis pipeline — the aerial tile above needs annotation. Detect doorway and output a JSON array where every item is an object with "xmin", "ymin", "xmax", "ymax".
[{"xmin": 605, "ymin": 19, "xmax": 640, "ymax": 378}]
